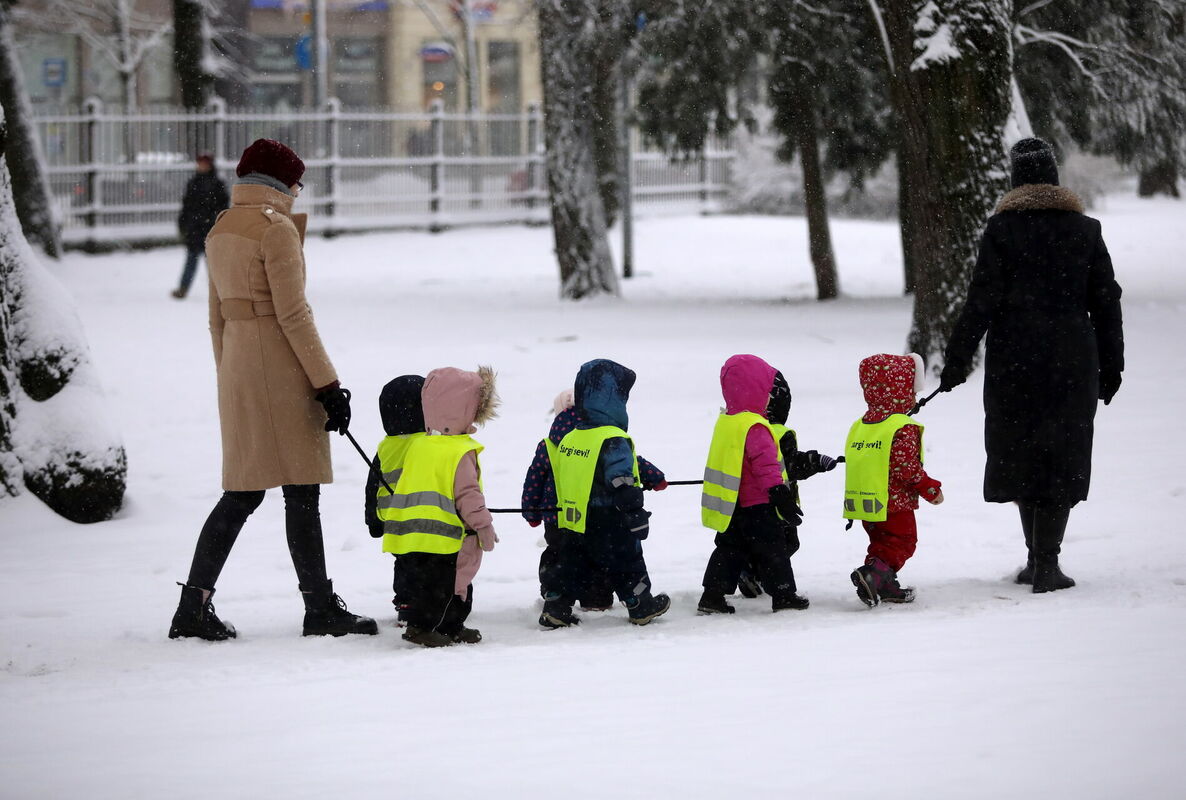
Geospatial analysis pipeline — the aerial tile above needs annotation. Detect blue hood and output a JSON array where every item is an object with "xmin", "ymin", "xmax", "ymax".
[{"xmin": 574, "ymin": 359, "xmax": 634, "ymax": 431}]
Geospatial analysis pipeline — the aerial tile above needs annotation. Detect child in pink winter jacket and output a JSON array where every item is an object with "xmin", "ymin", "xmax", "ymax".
[{"xmin": 378, "ymin": 366, "xmax": 500, "ymax": 647}]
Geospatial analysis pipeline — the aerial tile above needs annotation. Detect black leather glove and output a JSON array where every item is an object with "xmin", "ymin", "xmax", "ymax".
[
  {"xmin": 781, "ymin": 521, "xmax": 800, "ymax": 557},
  {"xmin": 769, "ymin": 483, "xmax": 803, "ymax": 527},
  {"xmin": 1100, "ymin": 370, "xmax": 1122, "ymax": 405},
  {"xmin": 316, "ymin": 385, "xmax": 352, "ymax": 434},
  {"xmin": 804, "ymin": 450, "xmax": 838, "ymax": 474},
  {"xmin": 938, "ymin": 360, "xmax": 967, "ymax": 393}
]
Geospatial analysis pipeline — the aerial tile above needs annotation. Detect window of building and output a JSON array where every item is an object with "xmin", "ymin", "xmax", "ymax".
[
  {"xmin": 420, "ymin": 41, "xmax": 458, "ymax": 110},
  {"xmin": 333, "ymin": 37, "xmax": 383, "ymax": 108},
  {"xmin": 252, "ymin": 36, "xmax": 300, "ymax": 109},
  {"xmin": 486, "ymin": 40, "xmax": 520, "ymax": 113}
]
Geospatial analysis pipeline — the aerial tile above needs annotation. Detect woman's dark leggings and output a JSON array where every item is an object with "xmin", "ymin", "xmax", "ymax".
[{"xmin": 185, "ymin": 485, "xmax": 329, "ymax": 592}]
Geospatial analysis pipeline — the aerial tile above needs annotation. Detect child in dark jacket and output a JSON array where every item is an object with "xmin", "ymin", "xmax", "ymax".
[
  {"xmin": 699, "ymin": 355, "xmax": 809, "ymax": 614},
  {"xmin": 523, "ymin": 389, "xmax": 668, "ymax": 611},
  {"xmin": 539, "ymin": 360, "xmax": 671, "ymax": 628},
  {"xmin": 733, "ymin": 369, "xmax": 839, "ymax": 599},
  {"xmin": 843, "ymin": 353, "xmax": 943, "ymax": 607},
  {"xmin": 365, "ymin": 375, "xmax": 426, "ymax": 624}
]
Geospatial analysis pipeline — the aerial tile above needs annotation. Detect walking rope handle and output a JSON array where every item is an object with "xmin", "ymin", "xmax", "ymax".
[
  {"xmin": 343, "ymin": 427, "xmax": 395, "ymax": 495},
  {"xmin": 910, "ymin": 388, "xmax": 941, "ymax": 416}
]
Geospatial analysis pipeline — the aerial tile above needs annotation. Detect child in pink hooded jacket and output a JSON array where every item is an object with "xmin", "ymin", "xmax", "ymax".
[
  {"xmin": 384, "ymin": 366, "xmax": 500, "ymax": 647},
  {"xmin": 699, "ymin": 354, "xmax": 809, "ymax": 614}
]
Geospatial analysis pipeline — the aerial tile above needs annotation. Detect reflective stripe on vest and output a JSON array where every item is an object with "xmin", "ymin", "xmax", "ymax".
[
  {"xmin": 552, "ymin": 426, "xmax": 639, "ymax": 534},
  {"xmin": 842, "ymin": 414, "xmax": 923, "ymax": 522},
  {"xmin": 702, "ymin": 412, "xmax": 787, "ymax": 532},
  {"xmin": 380, "ymin": 434, "xmax": 483, "ymax": 555}
]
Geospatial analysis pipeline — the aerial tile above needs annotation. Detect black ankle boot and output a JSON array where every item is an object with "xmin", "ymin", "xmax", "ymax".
[
  {"xmin": 1016, "ymin": 504, "xmax": 1036, "ymax": 584},
  {"xmin": 169, "ymin": 584, "xmax": 236, "ymax": 641},
  {"xmin": 626, "ymin": 591, "xmax": 671, "ymax": 625},
  {"xmin": 697, "ymin": 591, "xmax": 735, "ymax": 614},
  {"xmin": 301, "ymin": 580, "xmax": 379, "ymax": 636},
  {"xmin": 540, "ymin": 595, "xmax": 581, "ymax": 628}
]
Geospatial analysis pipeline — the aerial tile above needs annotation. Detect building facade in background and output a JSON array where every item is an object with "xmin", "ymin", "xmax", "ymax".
[{"xmin": 12, "ymin": 0, "xmax": 541, "ymax": 111}]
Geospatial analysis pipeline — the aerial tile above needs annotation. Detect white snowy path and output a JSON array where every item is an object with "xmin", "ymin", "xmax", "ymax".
[{"xmin": 2, "ymin": 197, "xmax": 1185, "ymax": 798}]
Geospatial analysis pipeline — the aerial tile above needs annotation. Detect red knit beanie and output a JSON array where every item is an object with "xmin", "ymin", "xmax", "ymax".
[{"xmin": 235, "ymin": 139, "xmax": 305, "ymax": 187}]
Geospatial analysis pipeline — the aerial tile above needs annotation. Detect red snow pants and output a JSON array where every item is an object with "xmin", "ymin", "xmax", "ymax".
[{"xmin": 862, "ymin": 510, "xmax": 918, "ymax": 572}]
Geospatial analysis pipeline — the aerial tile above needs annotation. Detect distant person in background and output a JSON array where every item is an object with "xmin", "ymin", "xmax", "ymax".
[
  {"xmin": 940, "ymin": 137, "xmax": 1125, "ymax": 594},
  {"xmin": 171, "ymin": 153, "xmax": 228, "ymax": 300}
]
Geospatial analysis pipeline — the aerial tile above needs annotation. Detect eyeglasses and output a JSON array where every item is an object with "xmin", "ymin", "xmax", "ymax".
[{"xmin": 296, "ymin": 181, "xmax": 304, "ymax": 191}]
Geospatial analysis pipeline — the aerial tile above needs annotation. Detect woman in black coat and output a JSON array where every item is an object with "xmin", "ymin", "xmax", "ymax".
[
  {"xmin": 171, "ymin": 153, "xmax": 229, "ymax": 299},
  {"xmin": 940, "ymin": 138, "xmax": 1124, "ymax": 594}
]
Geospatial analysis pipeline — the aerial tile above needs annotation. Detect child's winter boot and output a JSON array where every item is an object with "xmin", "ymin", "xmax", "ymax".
[
  {"xmin": 626, "ymin": 591, "xmax": 671, "ymax": 625},
  {"xmin": 540, "ymin": 593, "xmax": 581, "ymax": 629},
  {"xmin": 737, "ymin": 570, "xmax": 764, "ymax": 599},
  {"xmin": 697, "ymin": 591, "xmax": 736, "ymax": 615},
  {"xmin": 403, "ymin": 626, "xmax": 454, "ymax": 647},
  {"xmin": 450, "ymin": 626, "xmax": 483, "ymax": 644},
  {"xmin": 168, "ymin": 584, "xmax": 236, "ymax": 641},
  {"xmin": 301, "ymin": 580, "xmax": 379, "ymax": 636},
  {"xmin": 851, "ymin": 557, "xmax": 893, "ymax": 608},
  {"xmin": 771, "ymin": 592, "xmax": 810, "ymax": 611},
  {"xmin": 879, "ymin": 575, "xmax": 916, "ymax": 604}
]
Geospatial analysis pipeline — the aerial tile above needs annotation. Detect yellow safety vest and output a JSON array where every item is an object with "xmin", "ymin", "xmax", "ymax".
[
  {"xmin": 552, "ymin": 426, "xmax": 640, "ymax": 533},
  {"xmin": 374, "ymin": 433, "xmax": 424, "ymax": 550},
  {"xmin": 380, "ymin": 434, "xmax": 483, "ymax": 555},
  {"xmin": 702, "ymin": 412, "xmax": 787, "ymax": 532},
  {"xmin": 842, "ymin": 414, "xmax": 923, "ymax": 522}
]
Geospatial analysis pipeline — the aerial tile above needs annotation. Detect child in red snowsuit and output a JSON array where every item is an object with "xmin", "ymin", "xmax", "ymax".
[{"xmin": 846, "ymin": 353, "xmax": 943, "ymax": 606}]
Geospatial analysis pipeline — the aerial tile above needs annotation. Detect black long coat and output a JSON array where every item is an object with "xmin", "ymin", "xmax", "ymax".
[
  {"xmin": 945, "ymin": 184, "xmax": 1124, "ymax": 507},
  {"xmin": 178, "ymin": 171, "xmax": 229, "ymax": 250}
]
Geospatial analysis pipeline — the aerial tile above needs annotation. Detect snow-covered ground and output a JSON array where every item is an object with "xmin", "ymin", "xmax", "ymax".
[{"xmin": 2, "ymin": 195, "xmax": 1184, "ymax": 798}]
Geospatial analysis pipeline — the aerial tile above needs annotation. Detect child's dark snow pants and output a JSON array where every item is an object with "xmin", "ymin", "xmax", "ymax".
[
  {"xmin": 399, "ymin": 551, "xmax": 472, "ymax": 635},
  {"xmin": 540, "ymin": 521, "xmax": 615, "ymax": 607},
  {"xmin": 553, "ymin": 509, "xmax": 654, "ymax": 603},
  {"xmin": 702, "ymin": 504, "xmax": 798, "ymax": 599}
]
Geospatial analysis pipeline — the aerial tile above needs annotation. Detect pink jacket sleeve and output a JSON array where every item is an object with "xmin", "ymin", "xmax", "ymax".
[
  {"xmin": 455, "ymin": 451, "xmax": 497, "ymax": 550},
  {"xmin": 738, "ymin": 424, "xmax": 785, "ymax": 506}
]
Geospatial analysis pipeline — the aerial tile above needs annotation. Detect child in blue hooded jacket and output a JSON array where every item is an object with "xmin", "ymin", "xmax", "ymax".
[
  {"xmin": 523, "ymin": 389, "xmax": 668, "ymax": 611},
  {"xmin": 539, "ymin": 360, "xmax": 671, "ymax": 628}
]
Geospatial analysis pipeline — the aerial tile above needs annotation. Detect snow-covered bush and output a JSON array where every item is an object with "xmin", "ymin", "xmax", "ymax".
[{"xmin": 0, "ymin": 111, "xmax": 126, "ymax": 523}]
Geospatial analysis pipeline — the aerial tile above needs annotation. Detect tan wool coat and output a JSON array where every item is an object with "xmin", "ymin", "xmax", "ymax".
[{"xmin": 205, "ymin": 184, "xmax": 338, "ymax": 491}]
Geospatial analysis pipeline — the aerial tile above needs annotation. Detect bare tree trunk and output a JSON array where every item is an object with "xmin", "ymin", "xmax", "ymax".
[
  {"xmin": 1138, "ymin": 160, "xmax": 1180, "ymax": 198},
  {"xmin": 880, "ymin": 1, "xmax": 1012, "ymax": 368},
  {"xmin": 538, "ymin": 0, "xmax": 619, "ymax": 299},
  {"xmin": 173, "ymin": 0, "xmax": 210, "ymax": 109},
  {"xmin": 0, "ymin": 7, "xmax": 60, "ymax": 259},
  {"xmin": 787, "ymin": 67, "xmax": 838, "ymax": 300}
]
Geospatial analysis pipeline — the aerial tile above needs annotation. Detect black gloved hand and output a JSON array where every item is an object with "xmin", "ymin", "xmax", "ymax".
[
  {"xmin": 316, "ymin": 385, "xmax": 352, "ymax": 434},
  {"xmin": 625, "ymin": 507, "xmax": 651, "ymax": 539},
  {"xmin": 1100, "ymin": 370, "xmax": 1122, "ymax": 405},
  {"xmin": 938, "ymin": 360, "xmax": 967, "ymax": 393},
  {"xmin": 804, "ymin": 450, "xmax": 838, "ymax": 474},
  {"xmin": 781, "ymin": 521, "xmax": 801, "ymax": 556},
  {"xmin": 769, "ymin": 483, "xmax": 803, "ymax": 527}
]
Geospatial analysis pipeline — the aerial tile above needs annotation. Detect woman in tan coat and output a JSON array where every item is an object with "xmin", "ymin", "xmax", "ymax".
[{"xmin": 169, "ymin": 139, "xmax": 376, "ymax": 641}]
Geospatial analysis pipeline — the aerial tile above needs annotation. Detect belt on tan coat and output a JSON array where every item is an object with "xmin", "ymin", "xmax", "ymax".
[{"xmin": 220, "ymin": 299, "xmax": 276, "ymax": 320}]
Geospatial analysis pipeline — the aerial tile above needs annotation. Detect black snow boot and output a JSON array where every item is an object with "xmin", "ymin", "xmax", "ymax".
[
  {"xmin": 168, "ymin": 584, "xmax": 236, "ymax": 641},
  {"xmin": 301, "ymin": 580, "xmax": 379, "ymax": 636},
  {"xmin": 1031, "ymin": 506, "xmax": 1075, "ymax": 594},
  {"xmin": 851, "ymin": 557, "xmax": 893, "ymax": 608},
  {"xmin": 626, "ymin": 592, "xmax": 671, "ymax": 625},
  {"xmin": 879, "ymin": 577, "xmax": 916, "ymax": 604},
  {"xmin": 697, "ymin": 591, "xmax": 736, "ymax": 615},
  {"xmin": 1016, "ymin": 504, "xmax": 1036, "ymax": 585},
  {"xmin": 737, "ymin": 571, "xmax": 764, "ymax": 599},
  {"xmin": 450, "ymin": 626, "xmax": 482, "ymax": 644},
  {"xmin": 771, "ymin": 593, "xmax": 810, "ymax": 612},
  {"xmin": 403, "ymin": 626, "xmax": 454, "ymax": 647},
  {"xmin": 539, "ymin": 595, "xmax": 581, "ymax": 629}
]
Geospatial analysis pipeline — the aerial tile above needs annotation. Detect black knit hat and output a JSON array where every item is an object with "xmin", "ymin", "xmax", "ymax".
[
  {"xmin": 1010, "ymin": 137, "xmax": 1059, "ymax": 187},
  {"xmin": 379, "ymin": 375, "xmax": 426, "ymax": 436}
]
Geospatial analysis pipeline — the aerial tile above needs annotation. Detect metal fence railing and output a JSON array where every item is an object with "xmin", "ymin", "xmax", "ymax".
[{"xmin": 32, "ymin": 99, "xmax": 735, "ymax": 244}]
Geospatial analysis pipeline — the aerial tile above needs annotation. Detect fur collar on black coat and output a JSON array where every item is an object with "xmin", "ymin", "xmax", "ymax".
[{"xmin": 995, "ymin": 184, "xmax": 1084, "ymax": 214}]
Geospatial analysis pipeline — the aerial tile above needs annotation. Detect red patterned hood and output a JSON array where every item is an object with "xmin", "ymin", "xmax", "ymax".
[{"xmin": 859, "ymin": 354, "xmax": 923, "ymax": 421}]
